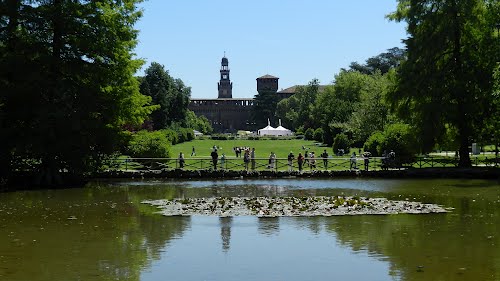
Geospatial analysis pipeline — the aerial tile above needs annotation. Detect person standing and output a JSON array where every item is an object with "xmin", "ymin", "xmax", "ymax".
[
  {"xmin": 250, "ymin": 148, "xmax": 256, "ymax": 171},
  {"xmin": 220, "ymin": 153, "xmax": 226, "ymax": 170},
  {"xmin": 243, "ymin": 149, "xmax": 250, "ymax": 171},
  {"xmin": 363, "ymin": 152, "xmax": 370, "ymax": 171},
  {"xmin": 321, "ymin": 149, "xmax": 329, "ymax": 170},
  {"xmin": 268, "ymin": 152, "xmax": 276, "ymax": 170},
  {"xmin": 297, "ymin": 153, "xmax": 304, "ymax": 172},
  {"xmin": 191, "ymin": 146, "xmax": 196, "ymax": 156},
  {"xmin": 287, "ymin": 151, "xmax": 295, "ymax": 171},
  {"xmin": 350, "ymin": 152, "xmax": 357, "ymax": 170},
  {"xmin": 309, "ymin": 152, "xmax": 316, "ymax": 170},
  {"xmin": 178, "ymin": 152, "xmax": 185, "ymax": 169},
  {"xmin": 211, "ymin": 149, "xmax": 218, "ymax": 170}
]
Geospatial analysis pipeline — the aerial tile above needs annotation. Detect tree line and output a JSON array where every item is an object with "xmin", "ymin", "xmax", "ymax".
[
  {"xmin": 0, "ymin": 0, "xmax": 210, "ymax": 186},
  {"xmin": 1, "ymin": 0, "xmax": 500, "ymax": 187},
  {"xmin": 271, "ymin": 0, "xmax": 500, "ymax": 166}
]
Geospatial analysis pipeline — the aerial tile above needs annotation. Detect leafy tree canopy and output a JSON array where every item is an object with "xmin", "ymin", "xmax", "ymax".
[
  {"xmin": 387, "ymin": 0, "xmax": 500, "ymax": 167},
  {"xmin": 346, "ymin": 47, "xmax": 406, "ymax": 75},
  {"xmin": 139, "ymin": 62, "xmax": 191, "ymax": 130},
  {"xmin": 0, "ymin": 0, "xmax": 156, "ymax": 184}
]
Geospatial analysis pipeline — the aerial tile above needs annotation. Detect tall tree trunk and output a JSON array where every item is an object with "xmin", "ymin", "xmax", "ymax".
[
  {"xmin": 451, "ymin": 0, "xmax": 471, "ymax": 167},
  {"xmin": 39, "ymin": 0, "xmax": 64, "ymax": 185}
]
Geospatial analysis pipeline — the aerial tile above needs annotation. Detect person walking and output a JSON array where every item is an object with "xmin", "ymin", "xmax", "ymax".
[
  {"xmin": 191, "ymin": 146, "xmax": 196, "ymax": 157},
  {"xmin": 321, "ymin": 149, "xmax": 329, "ymax": 170},
  {"xmin": 178, "ymin": 152, "xmax": 185, "ymax": 169},
  {"xmin": 211, "ymin": 149, "xmax": 218, "ymax": 170},
  {"xmin": 287, "ymin": 151, "xmax": 295, "ymax": 171},
  {"xmin": 297, "ymin": 153, "xmax": 304, "ymax": 172},
  {"xmin": 250, "ymin": 148, "xmax": 256, "ymax": 171}
]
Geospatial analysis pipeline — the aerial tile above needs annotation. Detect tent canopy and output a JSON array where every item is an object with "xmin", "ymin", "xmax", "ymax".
[{"xmin": 258, "ymin": 119, "xmax": 292, "ymax": 136}]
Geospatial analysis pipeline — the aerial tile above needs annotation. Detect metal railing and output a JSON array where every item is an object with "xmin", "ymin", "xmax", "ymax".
[
  {"xmin": 103, "ymin": 157, "xmax": 388, "ymax": 172},
  {"xmin": 103, "ymin": 155, "xmax": 500, "ymax": 172}
]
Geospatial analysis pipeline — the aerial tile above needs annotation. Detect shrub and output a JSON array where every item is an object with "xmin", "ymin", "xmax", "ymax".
[
  {"xmin": 333, "ymin": 133, "xmax": 350, "ymax": 154},
  {"xmin": 363, "ymin": 131, "xmax": 384, "ymax": 156},
  {"xmin": 380, "ymin": 123, "xmax": 417, "ymax": 163},
  {"xmin": 363, "ymin": 123, "xmax": 418, "ymax": 163},
  {"xmin": 162, "ymin": 129, "xmax": 179, "ymax": 145},
  {"xmin": 295, "ymin": 126, "xmax": 304, "ymax": 136},
  {"xmin": 127, "ymin": 130, "xmax": 171, "ymax": 159},
  {"xmin": 304, "ymin": 128, "xmax": 314, "ymax": 140},
  {"xmin": 313, "ymin": 128, "xmax": 324, "ymax": 142},
  {"xmin": 185, "ymin": 129, "xmax": 194, "ymax": 141},
  {"xmin": 211, "ymin": 134, "xmax": 228, "ymax": 140}
]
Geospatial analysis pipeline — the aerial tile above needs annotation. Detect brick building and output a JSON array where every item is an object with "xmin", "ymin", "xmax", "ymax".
[{"xmin": 189, "ymin": 56, "xmax": 316, "ymax": 132}]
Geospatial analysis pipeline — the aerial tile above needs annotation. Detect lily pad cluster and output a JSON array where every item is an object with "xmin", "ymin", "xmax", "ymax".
[{"xmin": 142, "ymin": 196, "xmax": 448, "ymax": 217}]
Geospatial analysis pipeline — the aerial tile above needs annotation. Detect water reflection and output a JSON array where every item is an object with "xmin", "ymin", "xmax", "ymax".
[
  {"xmin": 1, "ymin": 179, "xmax": 499, "ymax": 281},
  {"xmin": 219, "ymin": 217, "xmax": 232, "ymax": 252},
  {"xmin": 257, "ymin": 217, "xmax": 280, "ymax": 236}
]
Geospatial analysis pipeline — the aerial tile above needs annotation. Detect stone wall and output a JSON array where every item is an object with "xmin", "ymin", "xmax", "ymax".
[{"xmin": 189, "ymin": 98, "xmax": 254, "ymax": 132}]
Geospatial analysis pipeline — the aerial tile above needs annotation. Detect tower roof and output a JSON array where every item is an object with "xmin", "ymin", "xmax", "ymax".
[
  {"xmin": 257, "ymin": 74, "xmax": 279, "ymax": 79},
  {"xmin": 221, "ymin": 56, "xmax": 228, "ymax": 66}
]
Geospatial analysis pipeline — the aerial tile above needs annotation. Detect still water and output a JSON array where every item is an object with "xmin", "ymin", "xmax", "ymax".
[{"xmin": 0, "ymin": 178, "xmax": 499, "ymax": 281}]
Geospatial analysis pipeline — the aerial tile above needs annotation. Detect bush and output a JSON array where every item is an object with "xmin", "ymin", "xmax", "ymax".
[
  {"xmin": 162, "ymin": 129, "xmax": 179, "ymax": 145},
  {"xmin": 304, "ymin": 128, "xmax": 314, "ymax": 140},
  {"xmin": 313, "ymin": 128, "xmax": 324, "ymax": 142},
  {"xmin": 127, "ymin": 130, "xmax": 171, "ymax": 159},
  {"xmin": 211, "ymin": 134, "xmax": 228, "ymax": 140},
  {"xmin": 295, "ymin": 126, "xmax": 304, "ymax": 136},
  {"xmin": 185, "ymin": 129, "xmax": 194, "ymax": 141},
  {"xmin": 363, "ymin": 131, "xmax": 384, "ymax": 156},
  {"xmin": 176, "ymin": 128, "xmax": 194, "ymax": 143},
  {"xmin": 333, "ymin": 133, "xmax": 350, "ymax": 154},
  {"xmin": 380, "ymin": 123, "xmax": 417, "ymax": 163},
  {"xmin": 363, "ymin": 123, "xmax": 418, "ymax": 163}
]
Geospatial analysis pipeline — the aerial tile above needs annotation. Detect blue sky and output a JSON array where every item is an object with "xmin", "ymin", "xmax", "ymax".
[{"xmin": 134, "ymin": 0, "xmax": 407, "ymax": 99}]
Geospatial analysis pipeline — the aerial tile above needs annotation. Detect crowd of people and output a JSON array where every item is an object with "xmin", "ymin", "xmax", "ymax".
[{"xmin": 177, "ymin": 146, "xmax": 395, "ymax": 172}]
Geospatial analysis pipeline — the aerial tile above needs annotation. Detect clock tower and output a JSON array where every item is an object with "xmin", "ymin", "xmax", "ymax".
[{"xmin": 218, "ymin": 55, "xmax": 232, "ymax": 98}]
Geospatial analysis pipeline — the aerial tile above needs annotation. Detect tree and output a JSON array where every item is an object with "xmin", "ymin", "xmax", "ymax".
[
  {"xmin": 139, "ymin": 62, "xmax": 191, "ymax": 130},
  {"xmin": 347, "ymin": 47, "xmax": 406, "ymax": 75},
  {"xmin": 387, "ymin": 0, "xmax": 499, "ymax": 167},
  {"xmin": 347, "ymin": 71, "xmax": 395, "ymax": 144},
  {"xmin": 314, "ymin": 71, "xmax": 366, "ymax": 145},
  {"xmin": 251, "ymin": 88, "xmax": 280, "ymax": 129},
  {"xmin": 185, "ymin": 110, "xmax": 213, "ymax": 135},
  {"xmin": 276, "ymin": 79, "xmax": 321, "ymax": 130},
  {"xmin": 0, "ymin": 0, "xmax": 156, "ymax": 184}
]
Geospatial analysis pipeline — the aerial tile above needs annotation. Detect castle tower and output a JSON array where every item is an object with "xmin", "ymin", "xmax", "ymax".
[
  {"xmin": 218, "ymin": 55, "xmax": 232, "ymax": 98},
  {"xmin": 256, "ymin": 74, "xmax": 279, "ymax": 94}
]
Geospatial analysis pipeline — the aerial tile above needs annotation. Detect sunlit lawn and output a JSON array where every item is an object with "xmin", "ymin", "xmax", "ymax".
[{"xmin": 171, "ymin": 139, "xmax": 330, "ymax": 159}]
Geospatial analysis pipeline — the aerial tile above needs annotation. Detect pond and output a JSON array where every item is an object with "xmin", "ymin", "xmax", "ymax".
[{"xmin": 0, "ymin": 178, "xmax": 499, "ymax": 281}]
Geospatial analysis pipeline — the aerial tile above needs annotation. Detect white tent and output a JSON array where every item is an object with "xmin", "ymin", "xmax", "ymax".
[
  {"xmin": 257, "ymin": 119, "xmax": 277, "ymax": 136},
  {"xmin": 274, "ymin": 119, "xmax": 293, "ymax": 136},
  {"xmin": 258, "ymin": 119, "xmax": 292, "ymax": 136}
]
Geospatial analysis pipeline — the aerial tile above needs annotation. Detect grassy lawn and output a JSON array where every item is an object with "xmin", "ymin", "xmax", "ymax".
[{"xmin": 171, "ymin": 139, "xmax": 330, "ymax": 159}]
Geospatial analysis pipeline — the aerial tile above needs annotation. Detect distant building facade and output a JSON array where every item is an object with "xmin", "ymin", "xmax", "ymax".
[{"xmin": 188, "ymin": 56, "xmax": 321, "ymax": 133}]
